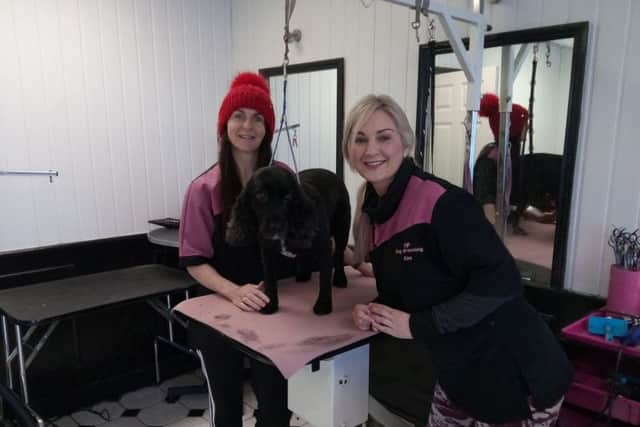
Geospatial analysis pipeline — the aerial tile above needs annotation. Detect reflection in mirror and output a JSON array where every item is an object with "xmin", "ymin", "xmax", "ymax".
[
  {"xmin": 435, "ymin": 39, "xmax": 573, "ymax": 284},
  {"xmin": 260, "ymin": 58, "xmax": 345, "ymax": 178},
  {"xmin": 417, "ymin": 23, "xmax": 588, "ymax": 290}
]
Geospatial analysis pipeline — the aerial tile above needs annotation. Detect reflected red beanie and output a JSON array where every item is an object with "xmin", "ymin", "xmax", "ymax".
[
  {"xmin": 217, "ymin": 72, "xmax": 275, "ymax": 142},
  {"xmin": 479, "ymin": 93, "xmax": 528, "ymax": 143}
]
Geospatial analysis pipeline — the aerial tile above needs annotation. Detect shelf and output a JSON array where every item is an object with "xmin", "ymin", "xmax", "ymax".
[
  {"xmin": 562, "ymin": 310, "xmax": 640, "ymax": 358},
  {"xmin": 563, "ymin": 310, "xmax": 640, "ymax": 425}
]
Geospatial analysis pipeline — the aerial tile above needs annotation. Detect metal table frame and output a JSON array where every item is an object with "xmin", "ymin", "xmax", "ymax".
[{"xmin": 0, "ymin": 264, "xmax": 195, "ymax": 423}]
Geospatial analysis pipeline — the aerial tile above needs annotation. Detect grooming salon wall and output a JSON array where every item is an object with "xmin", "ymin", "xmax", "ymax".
[
  {"xmin": 231, "ymin": 0, "xmax": 640, "ymax": 298},
  {"xmin": 2, "ymin": 1, "xmax": 640, "ymax": 299}
]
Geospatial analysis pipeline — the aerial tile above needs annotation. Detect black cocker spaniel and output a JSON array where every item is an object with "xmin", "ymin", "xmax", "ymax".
[{"xmin": 226, "ymin": 166, "xmax": 351, "ymax": 315}]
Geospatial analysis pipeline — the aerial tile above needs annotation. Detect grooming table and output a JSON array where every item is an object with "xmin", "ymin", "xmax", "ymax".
[
  {"xmin": 174, "ymin": 267, "xmax": 378, "ymax": 427},
  {"xmin": 0, "ymin": 264, "xmax": 196, "ymax": 412}
]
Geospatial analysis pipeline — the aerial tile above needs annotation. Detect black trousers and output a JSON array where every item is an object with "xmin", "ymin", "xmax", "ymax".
[{"xmin": 188, "ymin": 319, "xmax": 291, "ymax": 427}]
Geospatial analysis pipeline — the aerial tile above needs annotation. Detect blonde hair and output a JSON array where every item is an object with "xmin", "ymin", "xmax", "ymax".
[{"xmin": 343, "ymin": 94, "xmax": 415, "ymax": 262}]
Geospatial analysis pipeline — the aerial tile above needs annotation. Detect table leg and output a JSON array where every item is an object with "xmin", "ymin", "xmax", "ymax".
[
  {"xmin": 2, "ymin": 315, "xmax": 13, "ymax": 390},
  {"xmin": 15, "ymin": 324, "xmax": 29, "ymax": 404},
  {"xmin": 166, "ymin": 294, "xmax": 174, "ymax": 341},
  {"xmin": 154, "ymin": 337, "xmax": 160, "ymax": 384}
]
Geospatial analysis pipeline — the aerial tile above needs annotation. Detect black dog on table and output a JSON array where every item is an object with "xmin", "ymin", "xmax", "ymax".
[
  {"xmin": 510, "ymin": 152, "xmax": 563, "ymax": 234},
  {"xmin": 225, "ymin": 166, "xmax": 351, "ymax": 315}
]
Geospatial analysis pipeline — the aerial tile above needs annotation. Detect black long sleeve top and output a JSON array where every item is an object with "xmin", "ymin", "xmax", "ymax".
[{"xmin": 363, "ymin": 158, "xmax": 572, "ymax": 423}]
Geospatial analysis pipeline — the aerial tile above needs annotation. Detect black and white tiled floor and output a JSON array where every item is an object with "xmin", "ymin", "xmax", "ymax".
[{"xmin": 45, "ymin": 371, "xmax": 311, "ymax": 427}]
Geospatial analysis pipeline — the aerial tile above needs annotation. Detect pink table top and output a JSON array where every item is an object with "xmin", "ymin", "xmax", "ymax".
[{"xmin": 174, "ymin": 267, "xmax": 378, "ymax": 378}]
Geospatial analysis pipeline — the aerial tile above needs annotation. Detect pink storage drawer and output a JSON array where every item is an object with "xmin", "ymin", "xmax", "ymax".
[
  {"xmin": 563, "ymin": 311, "xmax": 640, "ymax": 424},
  {"xmin": 566, "ymin": 370, "xmax": 640, "ymax": 425}
]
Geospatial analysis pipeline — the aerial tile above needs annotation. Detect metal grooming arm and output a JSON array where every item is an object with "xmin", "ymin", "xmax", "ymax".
[
  {"xmin": 495, "ymin": 43, "xmax": 531, "ymax": 238},
  {"xmin": 381, "ymin": 0, "xmax": 486, "ymax": 191}
]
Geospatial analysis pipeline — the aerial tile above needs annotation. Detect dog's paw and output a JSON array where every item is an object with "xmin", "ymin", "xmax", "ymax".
[
  {"xmin": 260, "ymin": 302, "xmax": 279, "ymax": 314},
  {"xmin": 313, "ymin": 300, "xmax": 332, "ymax": 315},
  {"xmin": 332, "ymin": 272, "xmax": 348, "ymax": 288}
]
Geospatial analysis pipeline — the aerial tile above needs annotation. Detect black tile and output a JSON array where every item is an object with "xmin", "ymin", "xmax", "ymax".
[
  {"xmin": 121, "ymin": 408, "xmax": 141, "ymax": 417},
  {"xmin": 187, "ymin": 408, "xmax": 206, "ymax": 417}
]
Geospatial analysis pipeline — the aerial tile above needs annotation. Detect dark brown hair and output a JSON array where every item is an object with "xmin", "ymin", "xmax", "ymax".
[{"xmin": 218, "ymin": 129, "xmax": 273, "ymax": 226}]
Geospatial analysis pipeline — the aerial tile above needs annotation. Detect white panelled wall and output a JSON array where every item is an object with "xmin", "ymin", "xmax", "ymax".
[
  {"xmin": 0, "ymin": 0, "xmax": 231, "ymax": 252},
  {"xmin": 2, "ymin": 0, "xmax": 640, "ymax": 298},
  {"xmin": 231, "ymin": 0, "xmax": 640, "ymax": 297}
]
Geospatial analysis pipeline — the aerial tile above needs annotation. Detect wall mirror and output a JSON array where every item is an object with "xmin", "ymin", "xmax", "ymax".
[
  {"xmin": 416, "ymin": 22, "xmax": 588, "ymax": 289},
  {"xmin": 260, "ymin": 58, "xmax": 345, "ymax": 179}
]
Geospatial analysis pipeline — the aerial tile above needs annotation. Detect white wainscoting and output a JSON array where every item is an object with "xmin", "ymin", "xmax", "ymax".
[{"xmin": 0, "ymin": 0, "xmax": 231, "ymax": 252}]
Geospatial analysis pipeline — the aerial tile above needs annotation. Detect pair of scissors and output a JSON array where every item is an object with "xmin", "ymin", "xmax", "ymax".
[{"xmin": 609, "ymin": 227, "xmax": 627, "ymax": 266}]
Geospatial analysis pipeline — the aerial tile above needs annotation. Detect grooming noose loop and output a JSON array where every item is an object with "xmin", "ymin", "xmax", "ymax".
[{"xmin": 271, "ymin": 0, "xmax": 300, "ymax": 181}]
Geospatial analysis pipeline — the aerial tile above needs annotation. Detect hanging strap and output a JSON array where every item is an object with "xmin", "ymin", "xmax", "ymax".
[
  {"xmin": 270, "ymin": 0, "xmax": 300, "ymax": 182},
  {"xmin": 527, "ymin": 44, "xmax": 538, "ymax": 155},
  {"xmin": 417, "ymin": 13, "xmax": 436, "ymax": 172},
  {"xmin": 419, "ymin": 39, "xmax": 437, "ymax": 173}
]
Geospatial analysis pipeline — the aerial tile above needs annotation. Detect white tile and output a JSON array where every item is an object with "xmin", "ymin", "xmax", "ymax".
[
  {"xmin": 179, "ymin": 391, "xmax": 210, "ymax": 409},
  {"xmin": 70, "ymin": 409, "xmax": 110, "ymax": 426},
  {"xmin": 167, "ymin": 417, "xmax": 210, "ymax": 427},
  {"xmin": 137, "ymin": 401, "xmax": 189, "ymax": 426},
  {"xmin": 160, "ymin": 373, "xmax": 203, "ymax": 391},
  {"xmin": 119, "ymin": 386, "xmax": 165, "ymax": 409},
  {"xmin": 242, "ymin": 381, "xmax": 257, "ymax": 409},
  {"xmin": 102, "ymin": 418, "xmax": 146, "ymax": 427},
  {"xmin": 242, "ymin": 403, "xmax": 255, "ymax": 420},
  {"xmin": 93, "ymin": 400, "xmax": 126, "ymax": 420},
  {"xmin": 51, "ymin": 416, "xmax": 78, "ymax": 427}
]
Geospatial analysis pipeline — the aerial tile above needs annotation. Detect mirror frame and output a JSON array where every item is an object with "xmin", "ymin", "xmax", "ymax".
[
  {"xmin": 260, "ymin": 58, "xmax": 345, "ymax": 179},
  {"xmin": 416, "ymin": 22, "xmax": 589, "ymax": 290}
]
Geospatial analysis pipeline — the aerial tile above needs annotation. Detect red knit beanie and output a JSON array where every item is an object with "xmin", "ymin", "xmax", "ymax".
[
  {"xmin": 479, "ymin": 93, "xmax": 528, "ymax": 143},
  {"xmin": 217, "ymin": 72, "xmax": 275, "ymax": 142}
]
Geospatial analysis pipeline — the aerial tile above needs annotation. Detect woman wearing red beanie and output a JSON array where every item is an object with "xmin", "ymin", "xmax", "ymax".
[
  {"xmin": 178, "ymin": 71, "xmax": 294, "ymax": 427},
  {"xmin": 473, "ymin": 93, "xmax": 529, "ymax": 226}
]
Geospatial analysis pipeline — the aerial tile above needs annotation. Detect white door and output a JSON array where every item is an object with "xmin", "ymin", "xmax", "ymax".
[{"xmin": 433, "ymin": 67, "xmax": 498, "ymax": 186}]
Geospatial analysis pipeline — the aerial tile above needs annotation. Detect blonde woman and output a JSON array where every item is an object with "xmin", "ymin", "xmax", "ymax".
[{"xmin": 344, "ymin": 94, "xmax": 572, "ymax": 426}]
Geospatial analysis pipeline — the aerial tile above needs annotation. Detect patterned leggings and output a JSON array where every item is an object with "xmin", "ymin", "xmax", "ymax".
[{"xmin": 427, "ymin": 383, "xmax": 563, "ymax": 427}]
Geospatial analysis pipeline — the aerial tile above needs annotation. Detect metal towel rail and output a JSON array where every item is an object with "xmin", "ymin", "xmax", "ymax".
[{"xmin": 0, "ymin": 169, "xmax": 58, "ymax": 182}]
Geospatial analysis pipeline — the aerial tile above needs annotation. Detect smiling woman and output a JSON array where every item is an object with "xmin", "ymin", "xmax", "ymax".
[
  {"xmin": 225, "ymin": 108, "xmax": 267, "ymax": 156},
  {"xmin": 343, "ymin": 93, "xmax": 573, "ymax": 426},
  {"xmin": 342, "ymin": 94, "xmax": 416, "ymax": 263},
  {"xmin": 348, "ymin": 110, "xmax": 408, "ymax": 197},
  {"xmin": 179, "ymin": 71, "xmax": 298, "ymax": 427}
]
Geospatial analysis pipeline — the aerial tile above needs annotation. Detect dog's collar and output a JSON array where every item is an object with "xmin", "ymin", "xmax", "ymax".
[{"xmin": 362, "ymin": 158, "xmax": 415, "ymax": 224}]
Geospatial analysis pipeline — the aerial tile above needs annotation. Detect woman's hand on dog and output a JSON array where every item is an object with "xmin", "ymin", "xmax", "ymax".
[
  {"xmin": 368, "ymin": 303, "xmax": 413, "ymax": 339},
  {"xmin": 231, "ymin": 282, "xmax": 270, "ymax": 311}
]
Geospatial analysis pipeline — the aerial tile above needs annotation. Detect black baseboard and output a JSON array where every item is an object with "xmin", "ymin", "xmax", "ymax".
[{"xmin": 0, "ymin": 234, "xmax": 157, "ymax": 289}]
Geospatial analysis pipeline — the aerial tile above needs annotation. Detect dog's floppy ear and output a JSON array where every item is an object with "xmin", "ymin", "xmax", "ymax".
[
  {"xmin": 225, "ymin": 185, "xmax": 257, "ymax": 246},
  {"xmin": 286, "ymin": 185, "xmax": 318, "ymax": 248}
]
